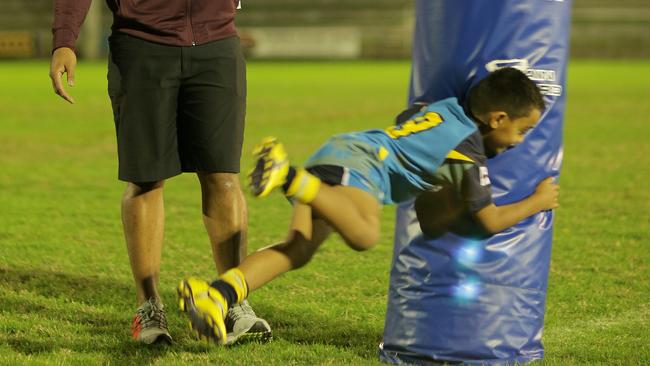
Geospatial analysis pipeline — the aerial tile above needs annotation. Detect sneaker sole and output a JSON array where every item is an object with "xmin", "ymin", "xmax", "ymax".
[
  {"xmin": 225, "ymin": 330, "xmax": 273, "ymax": 346},
  {"xmin": 250, "ymin": 157, "xmax": 269, "ymax": 197},
  {"xmin": 142, "ymin": 333, "xmax": 173, "ymax": 345},
  {"xmin": 177, "ymin": 280, "xmax": 226, "ymax": 345},
  {"xmin": 249, "ymin": 139, "xmax": 287, "ymax": 198}
]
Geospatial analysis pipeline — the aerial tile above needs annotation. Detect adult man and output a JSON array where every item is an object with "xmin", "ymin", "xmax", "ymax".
[{"xmin": 50, "ymin": 0, "xmax": 271, "ymax": 345}]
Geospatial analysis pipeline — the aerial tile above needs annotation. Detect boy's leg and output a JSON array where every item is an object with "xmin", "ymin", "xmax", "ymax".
[
  {"xmin": 177, "ymin": 203, "xmax": 332, "ymax": 344},
  {"xmin": 122, "ymin": 181, "xmax": 172, "ymax": 344},
  {"xmin": 240, "ymin": 203, "xmax": 332, "ymax": 290},
  {"xmin": 251, "ymin": 138, "xmax": 381, "ymax": 251},
  {"xmin": 304, "ymin": 184, "xmax": 380, "ymax": 252}
]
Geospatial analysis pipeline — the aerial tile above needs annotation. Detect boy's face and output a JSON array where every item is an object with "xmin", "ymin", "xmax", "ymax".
[{"xmin": 481, "ymin": 108, "xmax": 542, "ymax": 157}]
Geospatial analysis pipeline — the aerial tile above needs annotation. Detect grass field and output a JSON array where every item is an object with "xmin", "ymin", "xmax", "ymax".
[{"xmin": 0, "ymin": 60, "xmax": 649, "ymax": 365}]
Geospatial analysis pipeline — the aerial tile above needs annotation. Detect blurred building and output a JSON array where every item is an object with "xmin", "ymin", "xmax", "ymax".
[
  {"xmin": 1, "ymin": 0, "xmax": 649, "ymax": 59},
  {"xmin": 235, "ymin": 0, "xmax": 412, "ymax": 59}
]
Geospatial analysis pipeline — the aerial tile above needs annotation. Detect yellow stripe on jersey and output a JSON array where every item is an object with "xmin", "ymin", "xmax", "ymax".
[
  {"xmin": 377, "ymin": 147, "xmax": 389, "ymax": 161},
  {"xmin": 446, "ymin": 150, "xmax": 474, "ymax": 163}
]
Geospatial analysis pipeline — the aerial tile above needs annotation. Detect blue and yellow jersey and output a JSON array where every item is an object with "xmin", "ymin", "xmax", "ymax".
[
  {"xmin": 432, "ymin": 129, "xmax": 493, "ymax": 213},
  {"xmin": 305, "ymin": 98, "xmax": 482, "ymax": 204}
]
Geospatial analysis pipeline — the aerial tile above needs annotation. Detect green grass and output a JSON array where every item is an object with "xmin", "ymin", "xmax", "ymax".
[{"xmin": 0, "ymin": 59, "xmax": 648, "ymax": 365}]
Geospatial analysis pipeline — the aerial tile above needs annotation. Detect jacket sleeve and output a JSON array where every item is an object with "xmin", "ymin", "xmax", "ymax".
[{"xmin": 52, "ymin": 0, "xmax": 93, "ymax": 51}]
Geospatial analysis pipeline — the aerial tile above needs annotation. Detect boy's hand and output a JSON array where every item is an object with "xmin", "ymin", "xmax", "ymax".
[
  {"xmin": 533, "ymin": 177, "xmax": 559, "ymax": 211},
  {"xmin": 474, "ymin": 177, "xmax": 559, "ymax": 234},
  {"xmin": 49, "ymin": 47, "xmax": 77, "ymax": 104}
]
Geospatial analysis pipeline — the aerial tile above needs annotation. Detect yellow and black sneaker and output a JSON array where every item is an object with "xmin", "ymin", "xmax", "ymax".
[
  {"xmin": 249, "ymin": 137, "xmax": 290, "ymax": 198},
  {"xmin": 177, "ymin": 278, "xmax": 228, "ymax": 345}
]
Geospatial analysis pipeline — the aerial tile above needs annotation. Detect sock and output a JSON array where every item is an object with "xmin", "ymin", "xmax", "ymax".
[
  {"xmin": 284, "ymin": 168, "xmax": 321, "ymax": 204},
  {"xmin": 210, "ymin": 268, "xmax": 249, "ymax": 309},
  {"xmin": 282, "ymin": 166, "xmax": 297, "ymax": 192},
  {"xmin": 210, "ymin": 279, "xmax": 238, "ymax": 309}
]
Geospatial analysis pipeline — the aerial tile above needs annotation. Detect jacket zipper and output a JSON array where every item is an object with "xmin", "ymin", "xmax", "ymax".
[{"xmin": 186, "ymin": 0, "xmax": 196, "ymax": 45}]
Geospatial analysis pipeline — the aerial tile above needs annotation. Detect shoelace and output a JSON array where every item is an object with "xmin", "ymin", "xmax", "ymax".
[
  {"xmin": 137, "ymin": 299, "xmax": 168, "ymax": 330},
  {"xmin": 228, "ymin": 301, "xmax": 255, "ymax": 322}
]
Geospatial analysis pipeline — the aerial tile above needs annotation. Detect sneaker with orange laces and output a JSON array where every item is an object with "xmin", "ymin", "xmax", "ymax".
[{"xmin": 131, "ymin": 298, "xmax": 173, "ymax": 345}]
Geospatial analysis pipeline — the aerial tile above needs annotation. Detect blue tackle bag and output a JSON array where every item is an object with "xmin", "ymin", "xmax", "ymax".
[{"xmin": 379, "ymin": 1, "xmax": 572, "ymax": 365}]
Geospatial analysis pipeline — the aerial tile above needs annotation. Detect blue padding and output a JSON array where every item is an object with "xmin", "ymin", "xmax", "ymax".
[{"xmin": 379, "ymin": 1, "xmax": 571, "ymax": 365}]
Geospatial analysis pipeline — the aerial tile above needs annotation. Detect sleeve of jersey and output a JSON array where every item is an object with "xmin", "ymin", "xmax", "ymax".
[
  {"xmin": 52, "ymin": 0, "xmax": 93, "ymax": 52},
  {"xmin": 394, "ymin": 103, "xmax": 428, "ymax": 125},
  {"xmin": 462, "ymin": 164, "xmax": 493, "ymax": 212}
]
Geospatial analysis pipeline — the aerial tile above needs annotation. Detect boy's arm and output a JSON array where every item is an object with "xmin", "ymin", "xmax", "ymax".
[{"xmin": 474, "ymin": 177, "xmax": 559, "ymax": 234}]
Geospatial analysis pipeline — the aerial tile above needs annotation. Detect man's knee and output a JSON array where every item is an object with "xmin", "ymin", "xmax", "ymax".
[
  {"xmin": 198, "ymin": 173, "xmax": 248, "ymax": 226},
  {"xmin": 199, "ymin": 172, "xmax": 244, "ymax": 211},
  {"xmin": 199, "ymin": 172, "xmax": 241, "ymax": 195},
  {"xmin": 124, "ymin": 180, "xmax": 164, "ymax": 198}
]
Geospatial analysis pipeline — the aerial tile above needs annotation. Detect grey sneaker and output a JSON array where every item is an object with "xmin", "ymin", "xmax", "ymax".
[
  {"xmin": 224, "ymin": 300, "xmax": 272, "ymax": 345},
  {"xmin": 131, "ymin": 298, "xmax": 173, "ymax": 345}
]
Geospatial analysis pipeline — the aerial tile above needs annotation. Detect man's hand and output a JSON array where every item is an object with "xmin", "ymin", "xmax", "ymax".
[
  {"xmin": 49, "ymin": 47, "xmax": 77, "ymax": 104},
  {"xmin": 533, "ymin": 177, "xmax": 560, "ymax": 211}
]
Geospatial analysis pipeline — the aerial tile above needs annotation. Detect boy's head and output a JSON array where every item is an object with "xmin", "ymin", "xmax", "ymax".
[{"xmin": 467, "ymin": 67, "xmax": 545, "ymax": 157}]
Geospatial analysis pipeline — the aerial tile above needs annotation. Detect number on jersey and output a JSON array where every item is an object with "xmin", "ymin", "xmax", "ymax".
[{"xmin": 385, "ymin": 112, "xmax": 444, "ymax": 139}]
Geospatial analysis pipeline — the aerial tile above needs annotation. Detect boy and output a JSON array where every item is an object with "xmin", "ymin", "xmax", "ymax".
[{"xmin": 177, "ymin": 67, "xmax": 559, "ymax": 344}]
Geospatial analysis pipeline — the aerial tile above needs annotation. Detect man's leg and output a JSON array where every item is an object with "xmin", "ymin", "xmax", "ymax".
[
  {"xmin": 197, "ymin": 172, "xmax": 247, "ymax": 273},
  {"xmin": 197, "ymin": 171, "xmax": 272, "ymax": 344},
  {"xmin": 122, "ymin": 180, "xmax": 172, "ymax": 344},
  {"xmin": 122, "ymin": 181, "xmax": 165, "ymax": 304}
]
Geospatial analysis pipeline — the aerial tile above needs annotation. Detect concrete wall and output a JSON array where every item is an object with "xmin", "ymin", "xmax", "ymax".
[
  {"xmin": 0, "ymin": 0, "xmax": 54, "ymax": 57},
  {"xmin": 572, "ymin": 0, "xmax": 650, "ymax": 58},
  {"xmin": 235, "ymin": 0, "xmax": 413, "ymax": 58}
]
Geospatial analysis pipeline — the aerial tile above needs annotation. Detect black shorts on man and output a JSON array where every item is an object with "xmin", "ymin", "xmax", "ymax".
[{"xmin": 108, "ymin": 32, "xmax": 246, "ymax": 182}]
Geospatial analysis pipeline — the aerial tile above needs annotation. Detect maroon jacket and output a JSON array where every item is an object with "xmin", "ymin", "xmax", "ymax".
[{"xmin": 53, "ymin": 0, "xmax": 240, "ymax": 51}]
